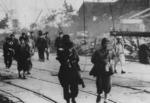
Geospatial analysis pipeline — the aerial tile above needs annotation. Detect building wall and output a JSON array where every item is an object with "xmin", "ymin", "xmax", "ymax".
[{"xmin": 76, "ymin": 0, "xmax": 149, "ymax": 36}]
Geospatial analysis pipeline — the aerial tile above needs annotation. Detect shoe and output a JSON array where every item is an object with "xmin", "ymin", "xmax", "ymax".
[
  {"xmin": 18, "ymin": 75, "xmax": 22, "ymax": 78},
  {"xmin": 104, "ymin": 99, "xmax": 108, "ymax": 103},
  {"xmin": 121, "ymin": 70, "xmax": 126, "ymax": 74},
  {"xmin": 41, "ymin": 59, "xmax": 45, "ymax": 62},
  {"xmin": 66, "ymin": 99, "xmax": 70, "ymax": 103},
  {"xmin": 80, "ymin": 79, "xmax": 85, "ymax": 88},
  {"xmin": 22, "ymin": 75, "xmax": 26, "ymax": 79},
  {"xmin": 71, "ymin": 98, "xmax": 76, "ymax": 103},
  {"xmin": 114, "ymin": 70, "xmax": 117, "ymax": 73},
  {"xmin": 82, "ymin": 83, "xmax": 85, "ymax": 88},
  {"xmin": 96, "ymin": 95, "xmax": 101, "ymax": 103},
  {"xmin": 27, "ymin": 72, "xmax": 31, "ymax": 75},
  {"xmin": 104, "ymin": 101, "xmax": 107, "ymax": 103}
]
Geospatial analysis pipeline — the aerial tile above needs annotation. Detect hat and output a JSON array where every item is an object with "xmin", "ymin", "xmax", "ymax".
[
  {"xmin": 10, "ymin": 33, "xmax": 14, "ymax": 37},
  {"xmin": 63, "ymin": 34, "xmax": 70, "ymax": 40},
  {"xmin": 38, "ymin": 30, "xmax": 43, "ymax": 36},
  {"xmin": 22, "ymin": 32, "xmax": 26, "ymax": 36},
  {"xmin": 101, "ymin": 38, "xmax": 110, "ymax": 45},
  {"xmin": 19, "ymin": 37, "xmax": 25, "ymax": 41}
]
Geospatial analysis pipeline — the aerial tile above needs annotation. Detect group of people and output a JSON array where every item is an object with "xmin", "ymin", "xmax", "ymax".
[
  {"xmin": 3, "ymin": 32, "xmax": 34, "ymax": 79},
  {"xmin": 55, "ymin": 31, "xmax": 126, "ymax": 103},
  {"xmin": 3, "ymin": 30, "xmax": 126, "ymax": 103},
  {"xmin": 36, "ymin": 31, "xmax": 51, "ymax": 61},
  {"xmin": 3, "ymin": 30, "xmax": 51, "ymax": 79}
]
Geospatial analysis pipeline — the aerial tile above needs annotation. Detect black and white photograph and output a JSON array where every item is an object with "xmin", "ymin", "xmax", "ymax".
[{"xmin": 0, "ymin": 0, "xmax": 150, "ymax": 103}]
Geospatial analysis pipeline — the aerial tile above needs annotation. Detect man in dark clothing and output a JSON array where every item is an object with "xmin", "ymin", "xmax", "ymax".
[
  {"xmin": 44, "ymin": 32, "xmax": 51, "ymax": 60},
  {"xmin": 55, "ymin": 31, "xmax": 64, "ymax": 59},
  {"xmin": 16, "ymin": 38, "xmax": 31, "ymax": 79},
  {"xmin": 8, "ymin": 33, "xmax": 19, "ymax": 61},
  {"xmin": 19, "ymin": 32, "xmax": 29, "ymax": 43},
  {"xmin": 57, "ymin": 34, "xmax": 84, "ymax": 103},
  {"xmin": 91, "ymin": 38, "xmax": 115, "ymax": 103},
  {"xmin": 36, "ymin": 30, "xmax": 47, "ymax": 62},
  {"xmin": 55, "ymin": 31, "xmax": 63, "ymax": 48},
  {"xmin": 3, "ymin": 37, "xmax": 14, "ymax": 68},
  {"xmin": 8, "ymin": 33, "xmax": 19, "ymax": 60},
  {"xmin": 3, "ymin": 33, "xmax": 19, "ymax": 68}
]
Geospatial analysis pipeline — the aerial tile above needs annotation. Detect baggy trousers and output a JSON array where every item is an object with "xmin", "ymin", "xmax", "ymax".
[
  {"xmin": 96, "ymin": 75, "xmax": 111, "ymax": 94},
  {"xmin": 38, "ymin": 49, "xmax": 45, "ymax": 61},
  {"xmin": 4, "ymin": 55, "xmax": 13, "ymax": 68},
  {"xmin": 58, "ymin": 65, "xmax": 79, "ymax": 101}
]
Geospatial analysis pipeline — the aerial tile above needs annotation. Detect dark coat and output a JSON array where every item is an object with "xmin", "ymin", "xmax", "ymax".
[
  {"xmin": 11, "ymin": 38, "xmax": 19, "ymax": 60},
  {"xmin": 16, "ymin": 43, "xmax": 31, "ymax": 71},
  {"xmin": 58, "ymin": 46, "xmax": 81, "ymax": 86},
  {"xmin": 3, "ymin": 37, "xmax": 18, "ymax": 58},
  {"xmin": 36, "ymin": 36, "xmax": 47, "ymax": 50},
  {"xmin": 3, "ymin": 38, "xmax": 14, "ymax": 58},
  {"xmin": 90, "ymin": 48, "xmax": 115, "ymax": 76},
  {"xmin": 54, "ymin": 37, "xmax": 64, "ymax": 50}
]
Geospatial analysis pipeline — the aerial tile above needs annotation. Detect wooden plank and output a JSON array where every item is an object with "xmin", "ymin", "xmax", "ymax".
[{"xmin": 110, "ymin": 31, "xmax": 150, "ymax": 37}]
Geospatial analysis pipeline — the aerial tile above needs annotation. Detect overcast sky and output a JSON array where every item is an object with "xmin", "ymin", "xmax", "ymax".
[{"xmin": 0, "ymin": 0, "xmax": 117, "ymax": 28}]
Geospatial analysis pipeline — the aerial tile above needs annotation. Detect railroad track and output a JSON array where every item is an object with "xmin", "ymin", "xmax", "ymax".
[
  {"xmin": 0, "ymin": 89, "xmax": 25, "ymax": 103},
  {"xmin": 26, "ymin": 68, "xmax": 150, "ymax": 103},
  {"xmin": 6, "ymin": 81, "xmax": 58, "ymax": 103},
  {"xmin": 0, "ymin": 80, "xmax": 58, "ymax": 103},
  {"xmin": 31, "ymin": 66, "xmax": 150, "ymax": 94},
  {"xmin": 0, "ymin": 55, "xmax": 150, "ymax": 103},
  {"xmin": 0, "ymin": 59, "xmax": 59, "ymax": 103},
  {"xmin": 0, "ymin": 60, "xmax": 118, "ymax": 103},
  {"xmin": 0, "ymin": 68, "xmax": 118, "ymax": 103}
]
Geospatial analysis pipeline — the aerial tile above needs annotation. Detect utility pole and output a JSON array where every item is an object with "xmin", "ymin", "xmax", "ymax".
[
  {"xmin": 83, "ymin": 0, "xmax": 86, "ymax": 44},
  {"xmin": 109, "ymin": 3, "xmax": 115, "ymax": 31}
]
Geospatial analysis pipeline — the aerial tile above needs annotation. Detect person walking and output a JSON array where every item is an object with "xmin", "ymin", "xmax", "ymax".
[
  {"xmin": 36, "ymin": 30, "xmax": 47, "ymax": 62},
  {"xmin": 16, "ymin": 38, "xmax": 31, "ymax": 79},
  {"xmin": 26, "ymin": 32, "xmax": 35, "ymax": 74},
  {"xmin": 114, "ymin": 37, "xmax": 126, "ymax": 74},
  {"xmin": 19, "ymin": 32, "xmax": 29, "ymax": 43},
  {"xmin": 55, "ymin": 31, "xmax": 64, "ymax": 59},
  {"xmin": 90, "ymin": 38, "xmax": 115, "ymax": 103},
  {"xmin": 3, "ymin": 37, "xmax": 14, "ymax": 68},
  {"xmin": 3, "ymin": 33, "xmax": 19, "ymax": 69},
  {"xmin": 44, "ymin": 31, "xmax": 51, "ymax": 60},
  {"xmin": 57, "ymin": 34, "xmax": 84, "ymax": 103}
]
